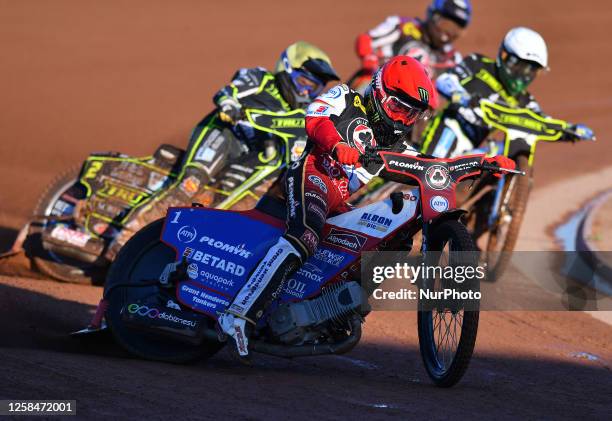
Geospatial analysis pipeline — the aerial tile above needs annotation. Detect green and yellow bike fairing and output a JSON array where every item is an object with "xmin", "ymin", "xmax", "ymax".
[
  {"xmin": 478, "ymin": 100, "xmax": 568, "ymax": 166},
  {"xmin": 78, "ymin": 107, "xmax": 305, "ymax": 238},
  {"xmin": 421, "ymin": 62, "xmax": 569, "ymax": 166}
]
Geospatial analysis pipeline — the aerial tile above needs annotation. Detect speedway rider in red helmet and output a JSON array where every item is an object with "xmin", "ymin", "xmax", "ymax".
[{"xmin": 217, "ymin": 56, "xmax": 514, "ymax": 361}]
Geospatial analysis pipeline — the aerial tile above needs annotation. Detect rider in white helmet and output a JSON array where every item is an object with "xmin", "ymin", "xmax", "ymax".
[{"xmin": 421, "ymin": 27, "xmax": 594, "ymax": 157}]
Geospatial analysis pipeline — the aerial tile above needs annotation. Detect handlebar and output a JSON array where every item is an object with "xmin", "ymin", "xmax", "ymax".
[
  {"xmin": 358, "ymin": 146, "xmax": 387, "ymax": 166},
  {"xmin": 359, "ymin": 147, "xmax": 526, "ymax": 177},
  {"xmin": 561, "ymin": 127, "xmax": 596, "ymax": 142},
  {"xmin": 480, "ymin": 162, "xmax": 525, "ymax": 176}
]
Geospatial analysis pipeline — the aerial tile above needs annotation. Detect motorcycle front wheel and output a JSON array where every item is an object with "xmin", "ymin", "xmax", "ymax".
[{"xmin": 418, "ymin": 219, "xmax": 479, "ymax": 387}]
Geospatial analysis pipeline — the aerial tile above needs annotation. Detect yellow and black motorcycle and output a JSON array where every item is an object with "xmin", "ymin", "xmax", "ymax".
[
  {"xmin": 456, "ymin": 100, "xmax": 594, "ymax": 279},
  {"xmin": 19, "ymin": 108, "xmax": 306, "ymax": 284}
]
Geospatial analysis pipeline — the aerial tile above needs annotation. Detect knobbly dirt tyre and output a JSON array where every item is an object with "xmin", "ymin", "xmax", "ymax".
[
  {"xmin": 28, "ymin": 165, "xmax": 100, "ymax": 284},
  {"xmin": 418, "ymin": 219, "xmax": 479, "ymax": 387},
  {"xmin": 486, "ymin": 155, "xmax": 531, "ymax": 280},
  {"xmin": 105, "ymin": 219, "xmax": 223, "ymax": 363}
]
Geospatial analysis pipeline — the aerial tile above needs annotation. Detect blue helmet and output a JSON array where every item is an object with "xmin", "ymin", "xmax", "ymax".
[{"xmin": 427, "ymin": 0, "xmax": 472, "ymax": 28}]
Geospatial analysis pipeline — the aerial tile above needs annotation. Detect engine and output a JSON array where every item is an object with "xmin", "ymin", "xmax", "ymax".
[{"xmin": 268, "ymin": 281, "xmax": 368, "ymax": 345}]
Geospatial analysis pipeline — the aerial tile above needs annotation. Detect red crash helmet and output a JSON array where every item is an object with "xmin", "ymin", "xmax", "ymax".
[{"xmin": 367, "ymin": 56, "xmax": 438, "ymax": 138}]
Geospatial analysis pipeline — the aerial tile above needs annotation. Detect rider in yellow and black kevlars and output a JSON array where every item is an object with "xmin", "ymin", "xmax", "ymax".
[
  {"xmin": 420, "ymin": 27, "xmax": 594, "ymax": 158},
  {"xmin": 105, "ymin": 42, "xmax": 339, "ymax": 260}
]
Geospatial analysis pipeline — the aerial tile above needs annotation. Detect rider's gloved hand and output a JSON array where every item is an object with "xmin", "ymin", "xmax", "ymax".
[
  {"xmin": 484, "ymin": 155, "xmax": 516, "ymax": 178},
  {"xmin": 334, "ymin": 143, "xmax": 360, "ymax": 165},
  {"xmin": 571, "ymin": 124, "xmax": 595, "ymax": 140},
  {"xmin": 218, "ymin": 98, "xmax": 242, "ymax": 124},
  {"xmin": 451, "ymin": 91, "xmax": 472, "ymax": 108}
]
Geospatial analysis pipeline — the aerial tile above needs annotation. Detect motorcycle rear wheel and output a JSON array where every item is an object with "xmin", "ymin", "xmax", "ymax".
[
  {"xmin": 105, "ymin": 219, "xmax": 223, "ymax": 363},
  {"xmin": 28, "ymin": 165, "xmax": 104, "ymax": 284},
  {"xmin": 418, "ymin": 220, "xmax": 479, "ymax": 387}
]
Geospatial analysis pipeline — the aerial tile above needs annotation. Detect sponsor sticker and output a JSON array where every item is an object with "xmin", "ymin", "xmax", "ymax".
[
  {"xmin": 425, "ymin": 165, "xmax": 451, "ymax": 190},
  {"xmin": 184, "ymin": 248, "xmax": 246, "ymax": 276},
  {"xmin": 308, "ymin": 175, "xmax": 328, "ymax": 194},
  {"xmin": 180, "ymin": 176, "xmax": 200, "ymax": 196},
  {"xmin": 308, "ymin": 105, "xmax": 330, "ymax": 116},
  {"xmin": 323, "ymin": 86, "xmax": 342, "ymax": 99},
  {"xmin": 177, "ymin": 225, "xmax": 198, "ymax": 243},
  {"xmin": 358, "ymin": 212, "xmax": 393, "ymax": 232},
  {"xmin": 449, "ymin": 160, "xmax": 480, "ymax": 172},
  {"xmin": 127, "ymin": 303, "xmax": 197, "ymax": 328},
  {"xmin": 147, "ymin": 172, "xmax": 168, "ymax": 191},
  {"xmin": 284, "ymin": 278, "xmax": 308, "ymax": 298},
  {"xmin": 180, "ymin": 283, "xmax": 230, "ymax": 312},
  {"xmin": 187, "ymin": 263, "xmax": 199, "ymax": 279},
  {"xmin": 300, "ymin": 231, "xmax": 318, "ymax": 253},
  {"xmin": 314, "ymin": 247, "xmax": 346, "ymax": 267},
  {"xmin": 50, "ymin": 225, "xmax": 90, "ymax": 247},
  {"xmin": 198, "ymin": 236, "xmax": 252, "ymax": 258},
  {"xmin": 323, "ymin": 228, "xmax": 367, "ymax": 253},
  {"xmin": 198, "ymin": 269, "xmax": 235, "ymax": 290},
  {"xmin": 418, "ymin": 87, "xmax": 429, "ymax": 104},
  {"xmin": 287, "ymin": 176, "xmax": 299, "ymax": 219},
  {"xmin": 346, "ymin": 117, "xmax": 375, "ymax": 153},
  {"xmin": 388, "ymin": 159, "xmax": 425, "ymax": 171},
  {"xmin": 430, "ymin": 195, "xmax": 449, "ymax": 212}
]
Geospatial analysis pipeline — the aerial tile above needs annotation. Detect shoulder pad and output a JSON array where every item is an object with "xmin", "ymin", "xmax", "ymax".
[
  {"xmin": 234, "ymin": 67, "xmax": 268, "ymax": 84},
  {"xmin": 306, "ymin": 84, "xmax": 350, "ymax": 117},
  {"xmin": 400, "ymin": 18, "xmax": 423, "ymax": 40},
  {"xmin": 369, "ymin": 15, "xmax": 401, "ymax": 37}
]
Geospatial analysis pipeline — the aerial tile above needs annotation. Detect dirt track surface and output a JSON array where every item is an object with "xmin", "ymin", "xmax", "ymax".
[
  {"xmin": 1, "ymin": 276, "xmax": 611, "ymax": 419},
  {"xmin": 1, "ymin": 0, "xmax": 611, "ymax": 419}
]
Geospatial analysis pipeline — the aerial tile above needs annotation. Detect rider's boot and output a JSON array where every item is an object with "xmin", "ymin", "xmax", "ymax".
[{"xmin": 218, "ymin": 236, "xmax": 303, "ymax": 363}]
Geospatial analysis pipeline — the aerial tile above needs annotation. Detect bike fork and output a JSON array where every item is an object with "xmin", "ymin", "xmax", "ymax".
[{"xmin": 488, "ymin": 175, "xmax": 506, "ymax": 228}]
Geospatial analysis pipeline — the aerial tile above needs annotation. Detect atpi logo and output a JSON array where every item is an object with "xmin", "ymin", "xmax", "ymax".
[
  {"xmin": 177, "ymin": 225, "xmax": 197, "ymax": 243},
  {"xmin": 430, "ymin": 195, "xmax": 449, "ymax": 212}
]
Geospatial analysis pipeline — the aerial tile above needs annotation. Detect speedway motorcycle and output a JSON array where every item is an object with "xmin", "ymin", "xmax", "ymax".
[
  {"xmin": 429, "ymin": 99, "xmax": 595, "ymax": 279},
  {"xmin": 17, "ymin": 109, "xmax": 307, "ymax": 284},
  {"xmin": 93, "ymin": 149, "xmax": 520, "ymax": 387}
]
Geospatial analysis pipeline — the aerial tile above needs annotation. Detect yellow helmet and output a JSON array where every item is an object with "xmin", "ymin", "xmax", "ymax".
[{"xmin": 275, "ymin": 41, "xmax": 340, "ymax": 108}]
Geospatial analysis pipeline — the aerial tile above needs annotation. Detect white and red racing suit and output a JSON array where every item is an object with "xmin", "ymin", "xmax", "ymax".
[
  {"xmin": 356, "ymin": 16, "xmax": 461, "ymax": 78},
  {"xmin": 221, "ymin": 84, "xmax": 418, "ymax": 333}
]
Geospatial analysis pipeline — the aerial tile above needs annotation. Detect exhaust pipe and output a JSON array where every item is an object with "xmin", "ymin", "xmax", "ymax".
[{"xmin": 249, "ymin": 315, "xmax": 362, "ymax": 357}]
